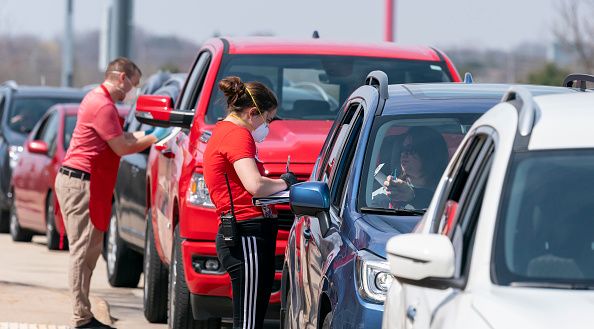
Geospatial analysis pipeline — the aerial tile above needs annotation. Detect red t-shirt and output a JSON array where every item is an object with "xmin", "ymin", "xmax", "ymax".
[
  {"xmin": 62, "ymin": 85, "xmax": 123, "ymax": 173},
  {"xmin": 203, "ymin": 121, "xmax": 276, "ymax": 222}
]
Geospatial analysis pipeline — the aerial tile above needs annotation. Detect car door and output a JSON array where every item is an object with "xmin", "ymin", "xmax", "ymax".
[
  {"xmin": 154, "ymin": 50, "xmax": 211, "ymax": 260},
  {"xmin": 400, "ymin": 129, "xmax": 496, "ymax": 329},
  {"xmin": 297, "ymin": 101, "xmax": 364, "ymax": 327},
  {"xmin": 28, "ymin": 111, "xmax": 58, "ymax": 232},
  {"xmin": 14, "ymin": 114, "xmax": 49, "ymax": 228},
  {"xmin": 117, "ymin": 108, "xmax": 151, "ymax": 246}
]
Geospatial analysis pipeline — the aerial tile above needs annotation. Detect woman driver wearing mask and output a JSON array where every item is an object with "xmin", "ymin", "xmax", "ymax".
[{"xmin": 203, "ymin": 76, "xmax": 298, "ymax": 329}]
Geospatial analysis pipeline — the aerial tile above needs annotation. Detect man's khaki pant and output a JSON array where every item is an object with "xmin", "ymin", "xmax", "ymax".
[{"xmin": 55, "ymin": 172, "xmax": 103, "ymax": 327}]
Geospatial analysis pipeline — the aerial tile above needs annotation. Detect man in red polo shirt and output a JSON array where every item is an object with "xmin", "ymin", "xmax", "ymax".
[{"xmin": 55, "ymin": 57, "xmax": 169, "ymax": 329}]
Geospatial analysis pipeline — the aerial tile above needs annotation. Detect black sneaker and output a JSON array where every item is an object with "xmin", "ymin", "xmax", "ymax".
[{"xmin": 75, "ymin": 317, "xmax": 116, "ymax": 329}]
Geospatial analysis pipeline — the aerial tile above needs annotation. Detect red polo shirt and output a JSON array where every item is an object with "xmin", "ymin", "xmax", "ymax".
[
  {"xmin": 62, "ymin": 85, "xmax": 123, "ymax": 172},
  {"xmin": 203, "ymin": 121, "xmax": 276, "ymax": 222}
]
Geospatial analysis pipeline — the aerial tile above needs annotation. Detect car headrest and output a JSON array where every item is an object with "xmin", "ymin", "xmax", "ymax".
[{"xmin": 290, "ymin": 100, "xmax": 330, "ymax": 117}]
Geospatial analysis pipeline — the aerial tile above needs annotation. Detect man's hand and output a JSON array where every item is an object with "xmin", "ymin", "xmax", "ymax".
[
  {"xmin": 384, "ymin": 175, "xmax": 414, "ymax": 203},
  {"xmin": 280, "ymin": 172, "xmax": 299, "ymax": 190}
]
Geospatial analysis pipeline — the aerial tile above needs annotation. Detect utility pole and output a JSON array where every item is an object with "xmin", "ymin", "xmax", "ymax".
[
  {"xmin": 109, "ymin": 0, "xmax": 134, "ymax": 61},
  {"xmin": 384, "ymin": 0, "xmax": 396, "ymax": 42},
  {"xmin": 61, "ymin": 0, "xmax": 74, "ymax": 87}
]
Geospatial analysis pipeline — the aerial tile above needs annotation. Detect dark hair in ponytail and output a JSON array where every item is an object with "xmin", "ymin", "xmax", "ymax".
[{"xmin": 218, "ymin": 76, "xmax": 278, "ymax": 114}]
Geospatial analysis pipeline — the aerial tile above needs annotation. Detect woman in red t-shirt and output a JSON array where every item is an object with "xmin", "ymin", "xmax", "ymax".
[{"xmin": 203, "ymin": 76, "xmax": 298, "ymax": 329}]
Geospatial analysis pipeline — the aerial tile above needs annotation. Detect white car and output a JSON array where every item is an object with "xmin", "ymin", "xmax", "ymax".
[{"xmin": 383, "ymin": 81, "xmax": 594, "ymax": 329}]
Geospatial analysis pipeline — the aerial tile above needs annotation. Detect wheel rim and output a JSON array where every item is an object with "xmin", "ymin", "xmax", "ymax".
[
  {"xmin": 9, "ymin": 205, "xmax": 17, "ymax": 236},
  {"xmin": 46, "ymin": 200, "xmax": 54, "ymax": 241},
  {"xmin": 107, "ymin": 213, "xmax": 118, "ymax": 276}
]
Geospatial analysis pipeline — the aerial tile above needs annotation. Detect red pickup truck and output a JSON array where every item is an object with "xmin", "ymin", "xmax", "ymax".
[{"xmin": 134, "ymin": 37, "xmax": 460, "ymax": 328}]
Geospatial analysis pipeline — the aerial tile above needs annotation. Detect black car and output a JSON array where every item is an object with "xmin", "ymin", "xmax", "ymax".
[
  {"xmin": 105, "ymin": 72, "xmax": 186, "ymax": 296},
  {"xmin": 0, "ymin": 81, "xmax": 85, "ymax": 232}
]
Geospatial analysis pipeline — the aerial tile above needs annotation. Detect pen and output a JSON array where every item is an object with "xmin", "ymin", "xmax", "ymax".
[{"xmin": 286, "ymin": 155, "xmax": 291, "ymax": 173}]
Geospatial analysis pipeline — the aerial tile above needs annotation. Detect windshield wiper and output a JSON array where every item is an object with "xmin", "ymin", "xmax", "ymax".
[
  {"xmin": 360, "ymin": 207, "xmax": 426, "ymax": 216},
  {"xmin": 510, "ymin": 282, "xmax": 594, "ymax": 290}
]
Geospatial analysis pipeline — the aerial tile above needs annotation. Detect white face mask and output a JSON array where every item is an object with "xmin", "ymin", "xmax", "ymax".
[
  {"xmin": 123, "ymin": 86, "xmax": 138, "ymax": 103},
  {"xmin": 252, "ymin": 122, "xmax": 269, "ymax": 143}
]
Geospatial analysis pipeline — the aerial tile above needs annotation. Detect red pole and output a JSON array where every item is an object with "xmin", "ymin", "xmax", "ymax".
[{"xmin": 384, "ymin": 0, "xmax": 394, "ymax": 42}]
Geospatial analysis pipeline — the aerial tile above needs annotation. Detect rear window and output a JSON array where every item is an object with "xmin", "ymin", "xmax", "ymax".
[
  {"xmin": 63, "ymin": 115, "xmax": 77, "ymax": 150},
  {"xmin": 9, "ymin": 97, "xmax": 81, "ymax": 134},
  {"xmin": 206, "ymin": 55, "xmax": 452, "ymax": 123}
]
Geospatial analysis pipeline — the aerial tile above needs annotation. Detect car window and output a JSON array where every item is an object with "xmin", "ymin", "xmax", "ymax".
[
  {"xmin": 493, "ymin": 150, "xmax": 594, "ymax": 287},
  {"xmin": 205, "ymin": 55, "xmax": 452, "ymax": 124},
  {"xmin": 41, "ymin": 112, "xmax": 59, "ymax": 156},
  {"xmin": 330, "ymin": 108, "xmax": 364, "ymax": 209},
  {"xmin": 178, "ymin": 51, "xmax": 211, "ymax": 112},
  {"xmin": 319, "ymin": 102, "xmax": 360, "ymax": 183},
  {"xmin": 8, "ymin": 97, "xmax": 80, "ymax": 134},
  {"xmin": 359, "ymin": 114, "xmax": 479, "ymax": 212},
  {"xmin": 63, "ymin": 115, "xmax": 77, "ymax": 150}
]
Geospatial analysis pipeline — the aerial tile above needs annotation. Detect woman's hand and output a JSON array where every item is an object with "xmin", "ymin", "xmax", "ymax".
[{"xmin": 384, "ymin": 175, "xmax": 414, "ymax": 203}]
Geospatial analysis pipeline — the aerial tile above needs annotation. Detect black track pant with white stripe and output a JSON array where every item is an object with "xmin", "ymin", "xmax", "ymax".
[{"xmin": 216, "ymin": 218, "xmax": 278, "ymax": 329}]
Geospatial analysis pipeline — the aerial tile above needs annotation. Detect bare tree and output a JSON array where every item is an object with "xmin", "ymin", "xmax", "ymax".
[{"xmin": 554, "ymin": 0, "xmax": 594, "ymax": 72}]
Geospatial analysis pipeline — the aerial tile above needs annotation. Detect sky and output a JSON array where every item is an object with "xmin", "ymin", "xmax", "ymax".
[{"xmin": 0, "ymin": 0, "xmax": 560, "ymax": 50}]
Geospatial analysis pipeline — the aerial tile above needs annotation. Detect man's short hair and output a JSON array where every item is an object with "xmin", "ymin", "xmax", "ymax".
[{"xmin": 104, "ymin": 57, "xmax": 142, "ymax": 79}]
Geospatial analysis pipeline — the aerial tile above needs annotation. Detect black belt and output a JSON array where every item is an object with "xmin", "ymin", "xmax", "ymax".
[{"xmin": 59, "ymin": 166, "xmax": 91, "ymax": 180}]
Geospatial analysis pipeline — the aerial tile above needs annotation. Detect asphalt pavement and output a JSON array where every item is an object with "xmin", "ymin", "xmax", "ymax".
[{"xmin": 0, "ymin": 233, "xmax": 165, "ymax": 329}]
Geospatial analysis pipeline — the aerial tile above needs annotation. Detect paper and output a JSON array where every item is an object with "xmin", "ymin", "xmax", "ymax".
[
  {"xmin": 155, "ymin": 127, "xmax": 181, "ymax": 147},
  {"xmin": 252, "ymin": 190, "xmax": 290, "ymax": 206},
  {"xmin": 374, "ymin": 163, "xmax": 388, "ymax": 185}
]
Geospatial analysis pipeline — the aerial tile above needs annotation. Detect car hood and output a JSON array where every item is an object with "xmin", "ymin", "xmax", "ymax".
[
  {"xmin": 350, "ymin": 213, "xmax": 420, "ymax": 258},
  {"xmin": 472, "ymin": 286, "xmax": 594, "ymax": 328},
  {"xmin": 255, "ymin": 120, "xmax": 333, "ymax": 164}
]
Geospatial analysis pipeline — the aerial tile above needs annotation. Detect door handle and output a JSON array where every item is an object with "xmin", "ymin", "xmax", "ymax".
[
  {"xmin": 303, "ymin": 228, "xmax": 311, "ymax": 240},
  {"xmin": 160, "ymin": 149, "xmax": 175, "ymax": 159}
]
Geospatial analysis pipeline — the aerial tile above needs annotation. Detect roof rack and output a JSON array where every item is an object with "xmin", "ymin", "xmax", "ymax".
[
  {"xmin": 0, "ymin": 80, "xmax": 18, "ymax": 89},
  {"xmin": 464, "ymin": 72, "xmax": 473, "ymax": 84},
  {"xmin": 501, "ymin": 86, "xmax": 536, "ymax": 137},
  {"xmin": 365, "ymin": 70, "xmax": 389, "ymax": 100},
  {"xmin": 563, "ymin": 73, "xmax": 594, "ymax": 91}
]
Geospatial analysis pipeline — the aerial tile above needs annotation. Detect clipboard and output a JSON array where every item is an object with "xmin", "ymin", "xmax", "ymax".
[{"xmin": 252, "ymin": 190, "xmax": 290, "ymax": 206}]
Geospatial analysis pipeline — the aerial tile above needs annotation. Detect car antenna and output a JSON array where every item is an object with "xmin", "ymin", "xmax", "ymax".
[{"xmin": 312, "ymin": 30, "xmax": 320, "ymax": 39}]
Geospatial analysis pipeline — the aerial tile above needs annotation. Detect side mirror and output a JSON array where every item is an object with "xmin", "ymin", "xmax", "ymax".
[
  {"xmin": 290, "ymin": 181, "xmax": 331, "ymax": 236},
  {"xmin": 27, "ymin": 140, "xmax": 48, "ymax": 155},
  {"xmin": 386, "ymin": 234, "xmax": 455, "ymax": 290},
  {"xmin": 135, "ymin": 95, "xmax": 193, "ymax": 129},
  {"xmin": 289, "ymin": 182, "xmax": 330, "ymax": 216}
]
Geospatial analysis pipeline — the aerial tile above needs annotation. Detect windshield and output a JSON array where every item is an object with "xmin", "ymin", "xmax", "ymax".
[
  {"xmin": 359, "ymin": 114, "xmax": 479, "ymax": 212},
  {"xmin": 9, "ymin": 97, "xmax": 80, "ymax": 134},
  {"xmin": 63, "ymin": 115, "xmax": 77, "ymax": 150},
  {"xmin": 493, "ymin": 150, "xmax": 594, "ymax": 288},
  {"xmin": 206, "ymin": 55, "xmax": 452, "ymax": 123}
]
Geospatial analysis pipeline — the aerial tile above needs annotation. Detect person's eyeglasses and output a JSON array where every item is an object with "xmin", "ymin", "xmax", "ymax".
[{"xmin": 401, "ymin": 144, "xmax": 418, "ymax": 155}]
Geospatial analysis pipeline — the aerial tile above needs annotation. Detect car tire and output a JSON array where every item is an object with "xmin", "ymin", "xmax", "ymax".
[
  {"xmin": 321, "ymin": 311, "xmax": 332, "ymax": 329},
  {"xmin": 0, "ymin": 209, "xmax": 10, "ymax": 233},
  {"xmin": 168, "ymin": 225, "xmax": 221, "ymax": 329},
  {"xmin": 9, "ymin": 197, "xmax": 32, "ymax": 242},
  {"xmin": 106, "ymin": 203, "xmax": 142, "ymax": 287},
  {"xmin": 46, "ymin": 191, "xmax": 63, "ymax": 250},
  {"xmin": 143, "ymin": 212, "xmax": 168, "ymax": 323}
]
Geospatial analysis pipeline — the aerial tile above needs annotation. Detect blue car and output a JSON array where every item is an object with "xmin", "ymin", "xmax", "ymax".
[{"xmin": 280, "ymin": 72, "xmax": 573, "ymax": 329}]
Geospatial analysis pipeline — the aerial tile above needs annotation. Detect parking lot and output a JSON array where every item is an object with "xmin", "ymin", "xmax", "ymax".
[{"xmin": 0, "ymin": 234, "xmax": 164, "ymax": 329}]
